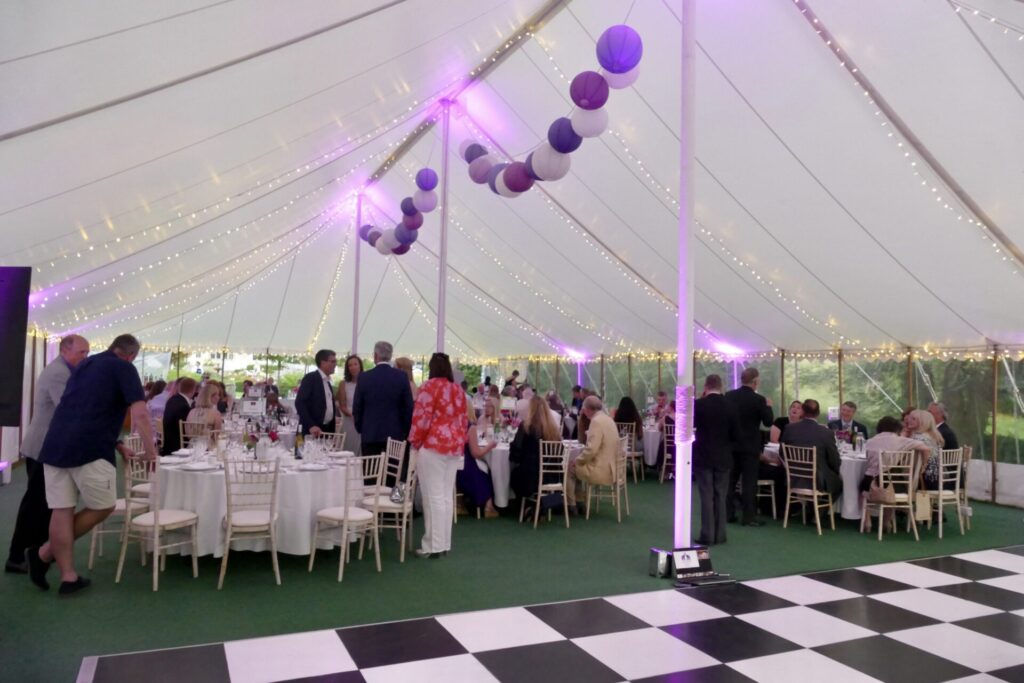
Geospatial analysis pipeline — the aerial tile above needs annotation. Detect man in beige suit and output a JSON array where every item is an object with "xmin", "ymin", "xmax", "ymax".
[{"xmin": 566, "ymin": 395, "xmax": 619, "ymax": 512}]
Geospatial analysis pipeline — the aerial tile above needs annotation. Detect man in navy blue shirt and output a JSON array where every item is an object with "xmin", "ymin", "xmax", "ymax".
[{"xmin": 27, "ymin": 334, "xmax": 158, "ymax": 595}]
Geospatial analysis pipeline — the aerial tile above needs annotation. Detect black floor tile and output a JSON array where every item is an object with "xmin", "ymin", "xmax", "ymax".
[
  {"xmin": 677, "ymin": 584, "xmax": 795, "ymax": 615},
  {"xmin": 813, "ymin": 635, "xmax": 975, "ymax": 683},
  {"xmin": 662, "ymin": 617, "xmax": 800, "ymax": 662},
  {"xmin": 809, "ymin": 596, "xmax": 939, "ymax": 633},
  {"xmin": 277, "ymin": 673, "xmax": 366, "ymax": 683},
  {"xmin": 474, "ymin": 640, "xmax": 621, "ymax": 683},
  {"xmin": 804, "ymin": 568, "xmax": 913, "ymax": 595},
  {"xmin": 632, "ymin": 664, "xmax": 755, "ymax": 683},
  {"xmin": 335, "ymin": 618, "xmax": 465, "ymax": 669},
  {"xmin": 526, "ymin": 598, "xmax": 649, "ymax": 639},
  {"xmin": 992, "ymin": 662, "xmax": 1024, "ymax": 683},
  {"xmin": 930, "ymin": 581, "xmax": 1024, "ymax": 611},
  {"xmin": 955, "ymin": 612, "xmax": 1024, "ymax": 648},
  {"xmin": 909, "ymin": 555, "xmax": 1015, "ymax": 581},
  {"xmin": 93, "ymin": 645, "xmax": 230, "ymax": 683},
  {"xmin": 999, "ymin": 546, "xmax": 1024, "ymax": 558}
]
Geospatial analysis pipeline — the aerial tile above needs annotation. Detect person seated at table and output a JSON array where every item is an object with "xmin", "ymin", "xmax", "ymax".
[
  {"xmin": 187, "ymin": 382, "xmax": 224, "ymax": 431},
  {"xmin": 779, "ymin": 399, "xmax": 841, "ymax": 498},
  {"xmin": 515, "ymin": 384, "xmax": 535, "ymax": 420},
  {"xmin": 265, "ymin": 392, "xmax": 292, "ymax": 421},
  {"xmin": 546, "ymin": 390, "xmax": 565, "ymax": 416},
  {"xmin": 213, "ymin": 380, "xmax": 232, "ymax": 415},
  {"xmin": 927, "ymin": 402, "xmax": 959, "ymax": 451},
  {"xmin": 242, "ymin": 379, "xmax": 255, "ymax": 397},
  {"xmin": 566, "ymin": 396, "xmax": 619, "ymax": 514},
  {"xmin": 769, "ymin": 401, "xmax": 803, "ymax": 444},
  {"xmin": 654, "ymin": 391, "xmax": 671, "ymax": 422},
  {"xmin": 862, "ymin": 416, "xmax": 932, "ymax": 493},
  {"xmin": 903, "ymin": 409, "xmax": 945, "ymax": 490},
  {"xmin": 481, "ymin": 396, "xmax": 500, "ymax": 430},
  {"xmin": 612, "ymin": 396, "xmax": 643, "ymax": 448},
  {"xmin": 827, "ymin": 401, "xmax": 868, "ymax": 444},
  {"xmin": 457, "ymin": 423, "xmax": 500, "ymax": 518},
  {"xmin": 509, "ymin": 395, "xmax": 560, "ymax": 502}
]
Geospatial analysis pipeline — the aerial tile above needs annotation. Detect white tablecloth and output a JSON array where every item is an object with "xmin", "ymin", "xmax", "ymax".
[
  {"xmin": 837, "ymin": 454, "xmax": 868, "ymax": 520},
  {"xmin": 642, "ymin": 429, "xmax": 661, "ymax": 466},
  {"xmin": 484, "ymin": 441, "xmax": 583, "ymax": 508},
  {"xmin": 159, "ymin": 453, "xmax": 361, "ymax": 557}
]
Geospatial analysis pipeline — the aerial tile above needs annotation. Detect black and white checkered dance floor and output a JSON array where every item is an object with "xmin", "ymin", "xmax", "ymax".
[{"xmin": 78, "ymin": 547, "xmax": 1024, "ymax": 683}]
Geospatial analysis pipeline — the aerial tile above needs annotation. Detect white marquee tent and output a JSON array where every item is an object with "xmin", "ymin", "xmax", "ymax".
[{"xmin": 2, "ymin": 0, "xmax": 1023, "ymax": 362}]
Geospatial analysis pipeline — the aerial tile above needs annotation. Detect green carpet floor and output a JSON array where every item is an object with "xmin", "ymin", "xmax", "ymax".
[{"xmin": 2, "ymin": 464, "xmax": 1021, "ymax": 681}]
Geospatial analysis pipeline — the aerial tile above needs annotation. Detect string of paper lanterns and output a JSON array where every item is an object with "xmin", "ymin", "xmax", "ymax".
[
  {"xmin": 358, "ymin": 167, "xmax": 439, "ymax": 257},
  {"xmin": 461, "ymin": 24, "xmax": 643, "ymax": 197}
]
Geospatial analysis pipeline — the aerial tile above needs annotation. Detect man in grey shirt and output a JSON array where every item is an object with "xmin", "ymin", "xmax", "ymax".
[{"xmin": 5, "ymin": 335, "xmax": 89, "ymax": 574}]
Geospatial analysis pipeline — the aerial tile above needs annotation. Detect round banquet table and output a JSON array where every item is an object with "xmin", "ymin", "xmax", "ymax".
[
  {"xmin": 483, "ymin": 441, "xmax": 583, "ymax": 508},
  {"xmin": 642, "ymin": 429, "xmax": 661, "ymax": 466},
  {"xmin": 159, "ymin": 450, "xmax": 361, "ymax": 557},
  {"xmin": 837, "ymin": 453, "xmax": 868, "ymax": 520}
]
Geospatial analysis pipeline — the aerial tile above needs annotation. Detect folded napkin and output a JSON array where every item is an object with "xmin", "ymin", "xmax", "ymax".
[{"xmin": 160, "ymin": 456, "xmax": 190, "ymax": 465}]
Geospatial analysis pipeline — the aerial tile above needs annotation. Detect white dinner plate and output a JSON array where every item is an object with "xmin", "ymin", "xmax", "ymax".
[
  {"xmin": 181, "ymin": 462, "xmax": 219, "ymax": 472},
  {"xmin": 327, "ymin": 451, "xmax": 356, "ymax": 459},
  {"xmin": 298, "ymin": 463, "xmax": 328, "ymax": 471},
  {"xmin": 172, "ymin": 448, "xmax": 193, "ymax": 456}
]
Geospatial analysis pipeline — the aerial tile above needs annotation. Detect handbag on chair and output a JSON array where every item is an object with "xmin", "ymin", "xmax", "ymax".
[
  {"xmin": 867, "ymin": 479, "xmax": 896, "ymax": 504},
  {"xmin": 913, "ymin": 490, "xmax": 931, "ymax": 522}
]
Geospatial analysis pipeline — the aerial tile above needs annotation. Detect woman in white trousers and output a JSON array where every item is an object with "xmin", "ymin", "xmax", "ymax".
[{"xmin": 407, "ymin": 353, "xmax": 468, "ymax": 558}]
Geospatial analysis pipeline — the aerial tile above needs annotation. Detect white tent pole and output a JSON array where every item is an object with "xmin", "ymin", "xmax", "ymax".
[
  {"xmin": 352, "ymin": 193, "xmax": 363, "ymax": 354},
  {"xmin": 436, "ymin": 99, "xmax": 452, "ymax": 353},
  {"xmin": 675, "ymin": 0, "xmax": 696, "ymax": 550}
]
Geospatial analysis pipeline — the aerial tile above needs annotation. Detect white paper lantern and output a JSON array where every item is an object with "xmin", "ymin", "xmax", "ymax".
[
  {"xmin": 603, "ymin": 65, "xmax": 639, "ymax": 90},
  {"xmin": 375, "ymin": 237, "xmax": 392, "ymax": 255},
  {"xmin": 530, "ymin": 142, "xmax": 571, "ymax": 181},
  {"xmin": 458, "ymin": 139, "xmax": 473, "ymax": 160},
  {"xmin": 413, "ymin": 189, "xmax": 438, "ymax": 213},
  {"xmin": 570, "ymin": 107, "xmax": 608, "ymax": 138},
  {"xmin": 495, "ymin": 171, "xmax": 521, "ymax": 198},
  {"xmin": 382, "ymin": 228, "xmax": 402, "ymax": 250}
]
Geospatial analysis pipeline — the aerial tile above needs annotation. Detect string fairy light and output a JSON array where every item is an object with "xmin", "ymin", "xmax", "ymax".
[
  {"xmin": 306, "ymin": 208, "xmax": 354, "ymax": 353},
  {"xmin": 948, "ymin": 0, "xmax": 1024, "ymax": 42}
]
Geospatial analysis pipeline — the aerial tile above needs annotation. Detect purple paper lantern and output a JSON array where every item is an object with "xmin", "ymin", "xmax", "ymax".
[
  {"xmin": 548, "ymin": 117, "xmax": 583, "ymax": 154},
  {"xmin": 503, "ymin": 162, "xmax": 534, "ymax": 193},
  {"xmin": 392, "ymin": 244, "xmax": 411, "ymax": 255},
  {"xmin": 402, "ymin": 211, "xmax": 423, "ymax": 230},
  {"xmin": 487, "ymin": 163, "xmax": 509, "ymax": 194},
  {"xmin": 596, "ymin": 25, "xmax": 643, "ymax": 74},
  {"xmin": 358, "ymin": 224, "xmax": 373, "ymax": 241},
  {"xmin": 400, "ymin": 197, "xmax": 417, "ymax": 217},
  {"xmin": 524, "ymin": 152, "xmax": 541, "ymax": 180},
  {"xmin": 395, "ymin": 223, "xmax": 419, "ymax": 245},
  {"xmin": 468, "ymin": 154, "xmax": 495, "ymax": 184},
  {"xmin": 570, "ymin": 71, "xmax": 609, "ymax": 110},
  {"xmin": 415, "ymin": 168, "xmax": 438, "ymax": 191},
  {"xmin": 464, "ymin": 143, "xmax": 487, "ymax": 163},
  {"xmin": 367, "ymin": 229, "xmax": 382, "ymax": 247}
]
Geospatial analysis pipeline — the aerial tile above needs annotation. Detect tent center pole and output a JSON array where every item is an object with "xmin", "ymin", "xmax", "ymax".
[
  {"xmin": 352, "ymin": 193, "xmax": 363, "ymax": 355},
  {"xmin": 436, "ymin": 99, "xmax": 452, "ymax": 353}
]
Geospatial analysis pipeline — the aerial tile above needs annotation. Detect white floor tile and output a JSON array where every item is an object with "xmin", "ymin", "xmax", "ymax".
[
  {"xmin": 945, "ymin": 675, "xmax": 1008, "ymax": 683},
  {"xmin": 743, "ymin": 575, "xmax": 861, "ymax": 605},
  {"xmin": 868, "ymin": 588, "xmax": 1000, "ymax": 622},
  {"xmin": 435, "ymin": 607, "xmax": 564, "ymax": 653},
  {"xmin": 737, "ymin": 606, "xmax": 876, "ymax": 648},
  {"xmin": 361, "ymin": 654, "xmax": 499, "ymax": 683},
  {"xmin": 857, "ymin": 561, "xmax": 969, "ymax": 588},
  {"xmin": 223, "ymin": 629, "xmax": 356, "ymax": 683},
  {"xmin": 887, "ymin": 623, "xmax": 1024, "ymax": 672},
  {"xmin": 954, "ymin": 550, "xmax": 1024, "ymax": 574},
  {"xmin": 605, "ymin": 589, "xmax": 730, "ymax": 626},
  {"xmin": 979, "ymin": 573, "xmax": 1024, "ymax": 595},
  {"xmin": 728, "ymin": 648, "xmax": 882, "ymax": 683},
  {"xmin": 573, "ymin": 626, "xmax": 719, "ymax": 680}
]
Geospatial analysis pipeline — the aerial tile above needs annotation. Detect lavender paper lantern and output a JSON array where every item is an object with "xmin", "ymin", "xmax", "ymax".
[
  {"xmin": 487, "ymin": 163, "xmax": 510, "ymax": 194},
  {"xmin": 395, "ymin": 222, "xmax": 418, "ymax": 245},
  {"xmin": 382, "ymin": 228, "xmax": 401, "ymax": 251},
  {"xmin": 503, "ymin": 161, "xmax": 534, "ymax": 193},
  {"xmin": 548, "ymin": 117, "xmax": 583, "ymax": 154},
  {"xmin": 367, "ymin": 228, "xmax": 382, "ymax": 246},
  {"xmin": 570, "ymin": 71, "xmax": 609, "ymax": 110},
  {"xmin": 596, "ymin": 24, "xmax": 643, "ymax": 74},
  {"xmin": 400, "ymin": 197, "xmax": 417, "ymax": 217},
  {"xmin": 464, "ymin": 143, "xmax": 487, "ymax": 163},
  {"xmin": 412, "ymin": 189, "xmax": 438, "ymax": 213},
  {"xmin": 525, "ymin": 152, "xmax": 541, "ymax": 180},
  {"xmin": 402, "ymin": 211, "xmax": 424, "ymax": 230},
  {"xmin": 529, "ymin": 142, "xmax": 571, "ymax": 181},
  {"xmin": 358, "ymin": 224, "xmax": 373, "ymax": 241},
  {"xmin": 393, "ymin": 244, "xmax": 411, "ymax": 255},
  {"xmin": 603, "ymin": 65, "xmax": 639, "ymax": 90},
  {"xmin": 415, "ymin": 168, "xmax": 438, "ymax": 191},
  {"xmin": 570, "ymin": 107, "xmax": 608, "ymax": 138},
  {"xmin": 469, "ymin": 154, "xmax": 496, "ymax": 184}
]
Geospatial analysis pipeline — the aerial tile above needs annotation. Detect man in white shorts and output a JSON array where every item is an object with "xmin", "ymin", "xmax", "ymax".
[{"xmin": 27, "ymin": 334, "xmax": 157, "ymax": 595}]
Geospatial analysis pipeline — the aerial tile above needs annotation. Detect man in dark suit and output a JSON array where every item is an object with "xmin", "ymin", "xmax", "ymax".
[
  {"xmin": 160, "ymin": 377, "xmax": 196, "ymax": 455},
  {"xmin": 353, "ymin": 340, "xmax": 414, "ymax": 457},
  {"xmin": 781, "ymin": 399, "xmax": 842, "ymax": 498},
  {"xmin": 928, "ymin": 402, "xmax": 959, "ymax": 450},
  {"xmin": 694, "ymin": 374, "xmax": 738, "ymax": 545},
  {"xmin": 725, "ymin": 367, "xmax": 774, "ymax": 526},
  {"xmin": 827, "ymin": 401, "xmax": 868, "ymax": 444},
  {"xmin": 294, "ymin": 349, "xmax": 338, "ymax": 436}
]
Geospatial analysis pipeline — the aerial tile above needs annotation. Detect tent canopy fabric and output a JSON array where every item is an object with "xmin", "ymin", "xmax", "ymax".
[{"xmin": 2, "ymin": 0, "xmax": 1022, "ymax": 361}]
